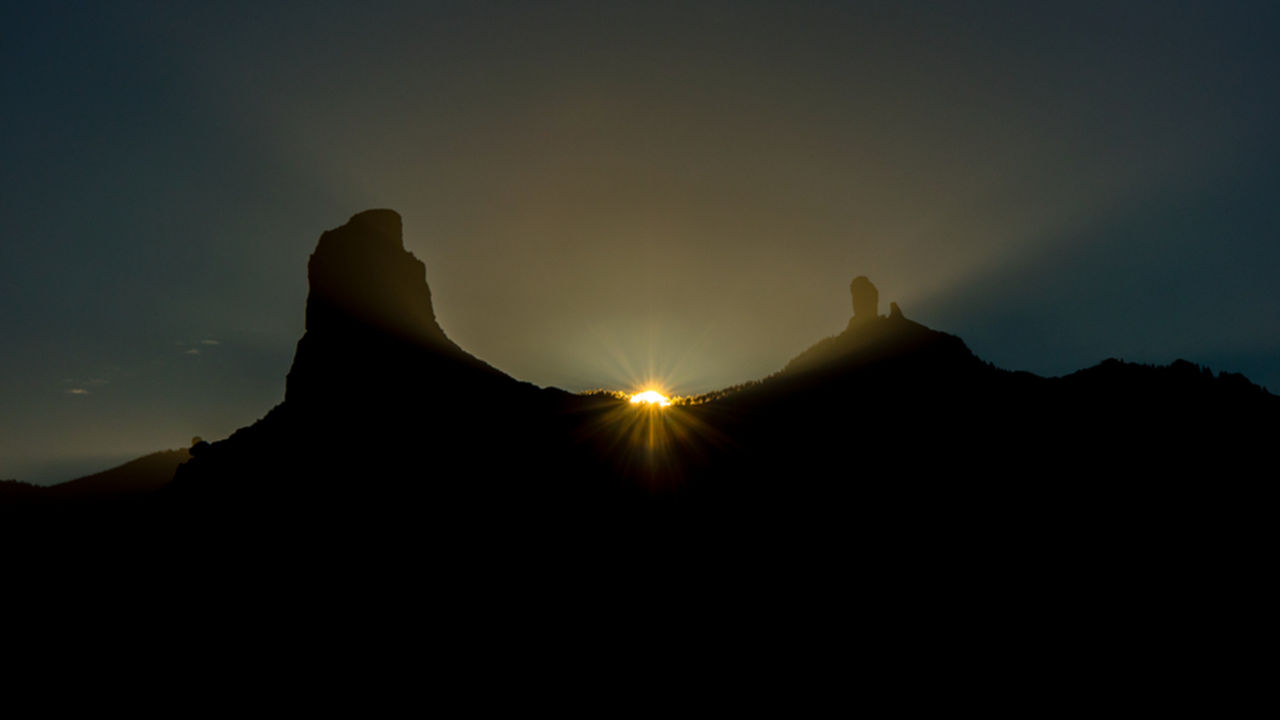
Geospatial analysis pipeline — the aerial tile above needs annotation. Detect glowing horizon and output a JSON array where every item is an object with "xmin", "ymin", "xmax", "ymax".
[{"xmin": 629, "ymin": 390, "xmax": 672, "ymax": 407}]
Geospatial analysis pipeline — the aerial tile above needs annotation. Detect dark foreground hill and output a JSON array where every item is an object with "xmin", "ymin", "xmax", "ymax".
[
  {"xmin": 10, "ymin": 210, "xmax": 1276, "ymax": 552},
  {"xmin": 9, "ymin": 210, "xmax": 1271, "ymax": 697}
]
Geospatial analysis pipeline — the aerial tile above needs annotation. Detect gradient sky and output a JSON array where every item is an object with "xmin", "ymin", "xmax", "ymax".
[{"xmin": 4, "ymin": 1, "xmax": 1279, "ymax": 483}]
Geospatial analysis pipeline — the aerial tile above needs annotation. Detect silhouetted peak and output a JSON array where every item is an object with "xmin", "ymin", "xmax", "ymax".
[
  {"xmin": 284, "ymin": 209, "xmax": 510, "ymax": 404},
  {"xmin": 850, "ymin": 276, "xmax": 878, "ymax": 321},
  {"xmin": 781, "ymin": 277, "xmax": 972, "ymax": 378},
  {"xmin": 333, "ymin": 208, "xmax": 402, "ymax": 249},
  {"xmin": 846, "ymin": 277, "xmax": 909, "ymax": 331},
  {"xmin": 304, "ymin": 209, "xmax": 448, "ymax": 345}
]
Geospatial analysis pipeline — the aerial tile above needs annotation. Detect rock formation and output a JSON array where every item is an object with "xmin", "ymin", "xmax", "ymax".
[
  {"xmin": 303, "ymin": 209, "xmax": 449, "ymax": 347},
  {"xmin": 170, "ymin": 208, "xmax": 555, "ymax": 513},
  {"xmin": 850, "ymin": 276, "xmax": 878, "ymax": 322},
  {"xmin": 283, "ymin": 209, "xmax": 503, "ymax": 404}
]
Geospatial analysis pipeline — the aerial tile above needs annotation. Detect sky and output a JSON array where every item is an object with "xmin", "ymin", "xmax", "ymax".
[{"xmin": 3, "ymin": 1, "xmax": 1279, "ymax": 484}]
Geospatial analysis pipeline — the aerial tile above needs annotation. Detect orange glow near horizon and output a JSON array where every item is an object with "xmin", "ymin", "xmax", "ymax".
[{"xmin": 629, "ymin": 390, "xmax": 672, "ymax": 407}]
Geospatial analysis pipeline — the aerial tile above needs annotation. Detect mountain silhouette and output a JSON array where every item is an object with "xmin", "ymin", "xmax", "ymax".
[
  {"xmin": 283, "ymin": 208, "xmax": 511, "ymax": 403},
  {"xmin": 11, "ymin": 209, "xmax": 1276, "ymax": 558},
  {"xmin": 677, "ymin": 279, "xmax": 1276, "ymax": 517},
  {"xmin": 10, "ymin": 207, "xmax": 1274, "ymax": 680},
  {"xmin": 164, "ymin": 209, "xmax": 586, "ymax": 532}
]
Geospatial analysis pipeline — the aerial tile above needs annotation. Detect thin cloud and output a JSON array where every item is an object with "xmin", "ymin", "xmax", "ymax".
[
  {"xmin": 200, "ymin": 339, "xmax": 220, "ymax": 345},
  {"xmin": 183, "ymin": 348, "xmax": 201, "ymax": 356},
  {"xmin": 64, "ymin": 388, "xmax": 90, "ymax": 395}
]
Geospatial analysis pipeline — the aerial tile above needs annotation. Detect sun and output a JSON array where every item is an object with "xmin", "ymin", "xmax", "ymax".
[{"xmin": 629, "ymin": 390, "xmax": 672, "ymax": 407}]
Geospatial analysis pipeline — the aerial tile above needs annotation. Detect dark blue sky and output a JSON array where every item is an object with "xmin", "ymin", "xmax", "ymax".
[{"xmin": 4, "ymin": 1, "xmax": 1279, "ymax": 483}]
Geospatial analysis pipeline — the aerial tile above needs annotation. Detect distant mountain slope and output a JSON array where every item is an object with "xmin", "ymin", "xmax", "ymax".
[
  {"xmin": 0, "ymin": 448, "xmax": 190, "ymax": 507},
  {"xmin": 49, "ymin": 449, "xmax": 192, "ymax": 500}
]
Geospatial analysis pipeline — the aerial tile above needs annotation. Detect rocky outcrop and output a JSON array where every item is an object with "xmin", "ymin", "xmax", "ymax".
[
  {"xmin": 170, "ymin": 208, "xmax": 553, "ymax": 512},
  {"xmin": 283, "ymin": 209, "xmax": 505, "ymax": 404},
  {"xmin": 787, "ymin": 277, "xmax": 977, "ymax": 378},
  {"xmin": 302, "ymin": 209, "xmax": 450, "ymax": 348},
  {"xmin": 850, "ymin": 276, "xmax": 878, "ymax": 321},
  {"xmin": 846, "ymin": 278, "xmax": 910, "ymax": 332}
]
